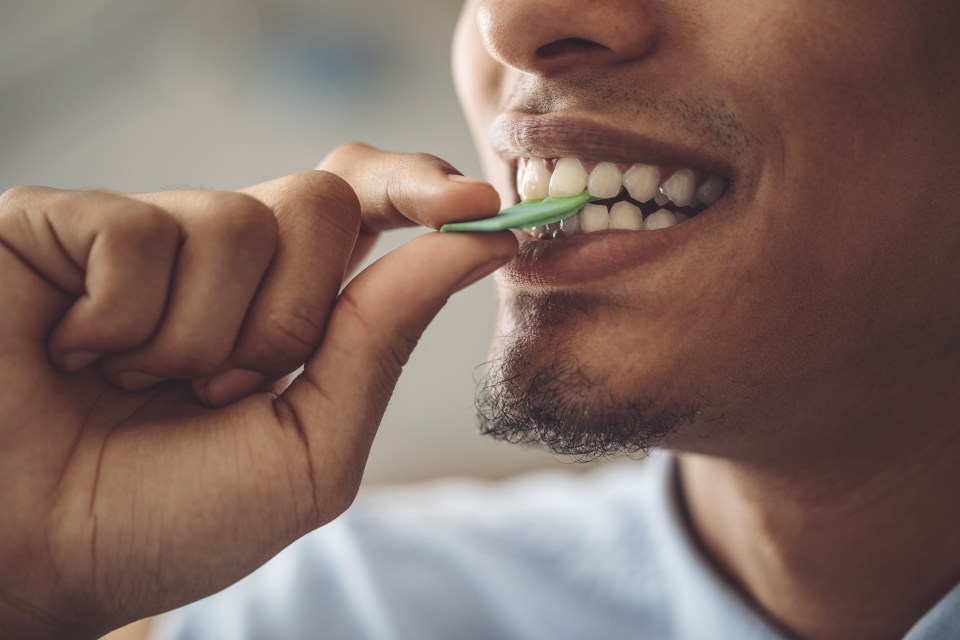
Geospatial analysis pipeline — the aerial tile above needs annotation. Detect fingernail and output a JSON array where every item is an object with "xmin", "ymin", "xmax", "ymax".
[
  {"xmin": 447, "ymin": 174, "xmax": 492, "ymax": 186},
  {"xmin": 205, "ymin": 369, "xmax": 266, "ymax": 406},
  {"xmin": 60, "ymin": 350, "xmax": 100, "ymax": 372},
  {"xmin": 116, "ymin": 371, "xmax": 163, "ymax": 390},
  {"xmin": 454, "ymin": 258, "xmax": 506, "ymax": 291}
]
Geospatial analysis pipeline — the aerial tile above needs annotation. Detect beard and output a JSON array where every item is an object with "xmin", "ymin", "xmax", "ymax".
[{"xmin": 475, "ymin": 291, "xmax": 709, "ymax": 460}]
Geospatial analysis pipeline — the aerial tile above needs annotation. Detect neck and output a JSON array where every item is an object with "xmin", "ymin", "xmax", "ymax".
[{"xmin": 677, "ymin": 416, "xmax": 960, "ymax": 640}]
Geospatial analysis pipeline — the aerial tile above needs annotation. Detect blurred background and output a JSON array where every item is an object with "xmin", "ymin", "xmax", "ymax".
[{"xmin": 0, "ymin": 0, "xmax": 590, "ymax": 484}]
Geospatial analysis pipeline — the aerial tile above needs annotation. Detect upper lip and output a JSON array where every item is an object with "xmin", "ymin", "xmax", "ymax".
[{"xmin": 491, "ymin": 111, "xmax": 738, "ymax": 180}]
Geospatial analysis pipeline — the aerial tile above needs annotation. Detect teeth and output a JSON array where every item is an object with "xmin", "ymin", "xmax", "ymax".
[
  {"xmin": 623, "ymin": 164, "xmax": 659, "ymax": 203},
  {"xmin": 696, "ymin": 175, "xmax": 726, "ymax": 207},
  {"xmin": 514, "ymin": 156, "xmax": 729, "ymax": 240},
  {"xmin": 549, "ymin": 158, "xmax": 588, "ymax": 198},
  {"xmin": 609, "ymin": 201, "xmax": 643, "ymax": 230},
  {"xmin": 660, "ymin": 169, "xmax": 696, "ymax": 207},
  {"xmin": 579, "ymin": 204, "xmax": 610, "ymax": 233},
  {"xmin": 587, "ymin": 162, "xmax": 622, "ymax": 199},
  {"xmin": 521, "ymin": 158, "xmax": 551, "ymax": 201},
  {"xmin": 643, "ymin": 209, "xmax": 677, "ymax": 231},
  {"xmin": 560, "ymin": 213, "xmax": 581, "ymax": 236}
]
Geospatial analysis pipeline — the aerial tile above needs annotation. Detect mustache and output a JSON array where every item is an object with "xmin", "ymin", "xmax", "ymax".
[{"xmin": 503, "ymin": 73, "xmax": 754, "ymax": 159}]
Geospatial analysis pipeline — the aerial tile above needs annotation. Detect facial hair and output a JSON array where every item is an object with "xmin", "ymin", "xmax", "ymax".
[{"xmin": 475, "ymin": 291, "xmax": 710, "ymax": 460}]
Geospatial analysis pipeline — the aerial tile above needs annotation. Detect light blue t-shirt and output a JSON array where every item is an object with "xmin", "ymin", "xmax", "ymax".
[{"xmin": 153, "ymin": 453, "xmax": 960, "ymax": 640}]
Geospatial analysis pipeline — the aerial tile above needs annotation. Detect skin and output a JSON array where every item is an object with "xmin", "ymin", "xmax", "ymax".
[
  {"xmin": 4, "ymin": 1, "xmax": 960, "ymax": 639},
  {"xmin": 453, "ymin": 0, "xmax": 960, "ymax": 639},
  {"xmin": 0, "ymin": 147, "xmax": 516, "ymax": 638}
]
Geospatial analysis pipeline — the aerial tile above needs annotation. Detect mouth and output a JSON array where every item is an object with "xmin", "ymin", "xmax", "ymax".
[
  {"xmin": 514, "ymin": 157, "xmax": 728, "ymax": 239},
  {"xmin": 491, "ymin": 112, "xmax": 739, "ymax": 286}
]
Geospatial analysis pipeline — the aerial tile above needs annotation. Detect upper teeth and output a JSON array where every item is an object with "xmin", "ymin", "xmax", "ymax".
[
  {"xmin": 623, "ymin": 164, "xmax": 659, "ymax": 203},
  {"xmin": 519, "ymin": 158, "xmax": 551, "ymax": 201},
  {"xmin": 549, "ymin": 158, "xmax": 589, "ymax": 198},
  {"xmin": 586, "ymin": 162, "xmax": 622, "ymax": 199},
  {"xmin": 517, "ymin": 157, "xmax": 728, "ymax": 239},
  {"xmin": 659, "ymin": 169, "xmax": 696, "ymax": 208}
]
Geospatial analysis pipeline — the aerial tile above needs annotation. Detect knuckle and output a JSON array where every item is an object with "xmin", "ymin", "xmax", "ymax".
[
  {"xmin": 0, "ymin": 185, "xmax": 47, "ymax": 208},
  {"xmin": 385, "ymin": 152, "xmax": 456, "ymax": 226},
  {"xmin": 263, "ymin": 172, "xmax": 361, "ymax": 249},
  {"xmin": 110, "ymin": 201, "xmax": 179, "ymax": 244},
  {"xmin": 198, "ymin": 192, "xmax": 279, "ymax": 252},
  {"xmin": 289, "ymin": 170, "xmax": 352, "ymax": 201},
  {"xmin": 286, "ymin": 170, "xmax": 361, "ymax": 236},
  {"xmin": 0, "ymin": 204, "xmax": 33, "ymax": 248},
  {"xmin": 245, "ymin": 307, "xmax": 326, "ymax": 373},
  {"xmin": 320, "ymin": 141, "xmax": 375, "ymax": 167},
  {"xmin": 400, "ymin": 151, "xmax": 457, "ymax": 184},
  {"xmin": 136, "ymin": 205, "xmax": 178, "ymax": 238},
  {"xmin": 408, "ymin": 151, "xmax": 449, "ymax": 170}
]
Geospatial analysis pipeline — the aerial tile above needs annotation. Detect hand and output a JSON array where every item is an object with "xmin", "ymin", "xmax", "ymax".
[{"xmin": 0, "ymin": 144, "xmax": 515, "ymax": 639}]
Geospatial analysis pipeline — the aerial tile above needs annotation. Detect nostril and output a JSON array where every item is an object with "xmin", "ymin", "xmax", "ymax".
[{"xmin": 536, "ymin": 38, "xmax": 610, "ymax": 60}]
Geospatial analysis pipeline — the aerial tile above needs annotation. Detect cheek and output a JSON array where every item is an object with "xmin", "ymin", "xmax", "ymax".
[
  {"xmin": 452, "ymin": 2, "xmax": 503, "ymax": 128},
  {"xmin": 452, "ymin": 1, "xmax": 517, "ymax": 198},
  {"xmin": 698, "ymin": 1, "xmax": 932, "ymax": 150},
  {"xmin": 697, "ymin": 2, "xmax": 960, "ymax": 339}
]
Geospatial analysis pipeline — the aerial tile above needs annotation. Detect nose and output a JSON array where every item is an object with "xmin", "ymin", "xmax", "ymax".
[{"xmin": 475, "ymin": 0, "xmax": 659, "ymax": 76}]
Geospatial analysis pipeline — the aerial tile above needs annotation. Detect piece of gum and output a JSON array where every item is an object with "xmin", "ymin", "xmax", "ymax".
[{"xmin": 439, "ymin": 192, "xmax": 593, "ymax": 233}]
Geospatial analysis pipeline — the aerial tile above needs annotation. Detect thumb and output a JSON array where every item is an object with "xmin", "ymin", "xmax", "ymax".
[{"xmin": 277, "ymin": 229, "xmax": 516, "ymax": 496}]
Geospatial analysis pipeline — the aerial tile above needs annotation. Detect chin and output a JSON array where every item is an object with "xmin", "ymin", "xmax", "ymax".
[{"xmin": 477, "ymin": 288, "xmax": 731, "ymax": 459}]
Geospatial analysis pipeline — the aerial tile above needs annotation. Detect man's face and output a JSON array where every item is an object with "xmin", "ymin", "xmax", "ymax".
[{"xmin": 452, "ymin": 0, "xmax": 960, "ymax": 459}]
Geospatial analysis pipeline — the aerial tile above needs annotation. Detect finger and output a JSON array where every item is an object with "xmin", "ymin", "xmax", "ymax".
[
  {"xmin": 194, "ymin": 171, "xmax": 361, "ymax": 405},
  {"xmin": 272, "ymin": 230, "xmax": 517, "ymax": 502},
  {"xmin": 0, "ymin": 187, "xmax": 180, "ymax": 370},
  {"xmin": 318, "ymin": 142, "xmax": 501, "ymax": 237},
  {"xmin": 101, "ymin": 190, "xmax": 278, "ymax": 387},
  {"xmin": 203, "ymin": 150, "xmax": 500, "ymax": 405}
]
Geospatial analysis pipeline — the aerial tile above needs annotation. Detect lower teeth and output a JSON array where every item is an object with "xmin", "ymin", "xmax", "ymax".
[{"xmin": 525, "ymin": 189, "xmax": 703, "ymax": 239}]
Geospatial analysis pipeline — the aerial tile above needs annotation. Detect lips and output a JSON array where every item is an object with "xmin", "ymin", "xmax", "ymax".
[
  {"xmin": 490, "ymin": 111, "xmax": 740, "ymax": 287},
  {"xmin": 492, "ymin": 112, "xmax": 738, "ymax": 179}
]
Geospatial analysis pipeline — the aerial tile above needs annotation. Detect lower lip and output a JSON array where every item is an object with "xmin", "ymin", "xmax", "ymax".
[{"xmin": 498, "ymin": 202, "xmax": 724, "ymax": 288}]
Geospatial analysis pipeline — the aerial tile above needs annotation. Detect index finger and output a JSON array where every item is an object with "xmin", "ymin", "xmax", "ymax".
[{"xmin": 318, "ymin": 142, "xmax": 502, "ymax": 233}]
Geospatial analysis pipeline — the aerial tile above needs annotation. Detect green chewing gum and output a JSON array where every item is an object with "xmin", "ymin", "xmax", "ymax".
[{"xmin": 439, "ymin": 191, "xmax": 593, "ymax": 233}]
